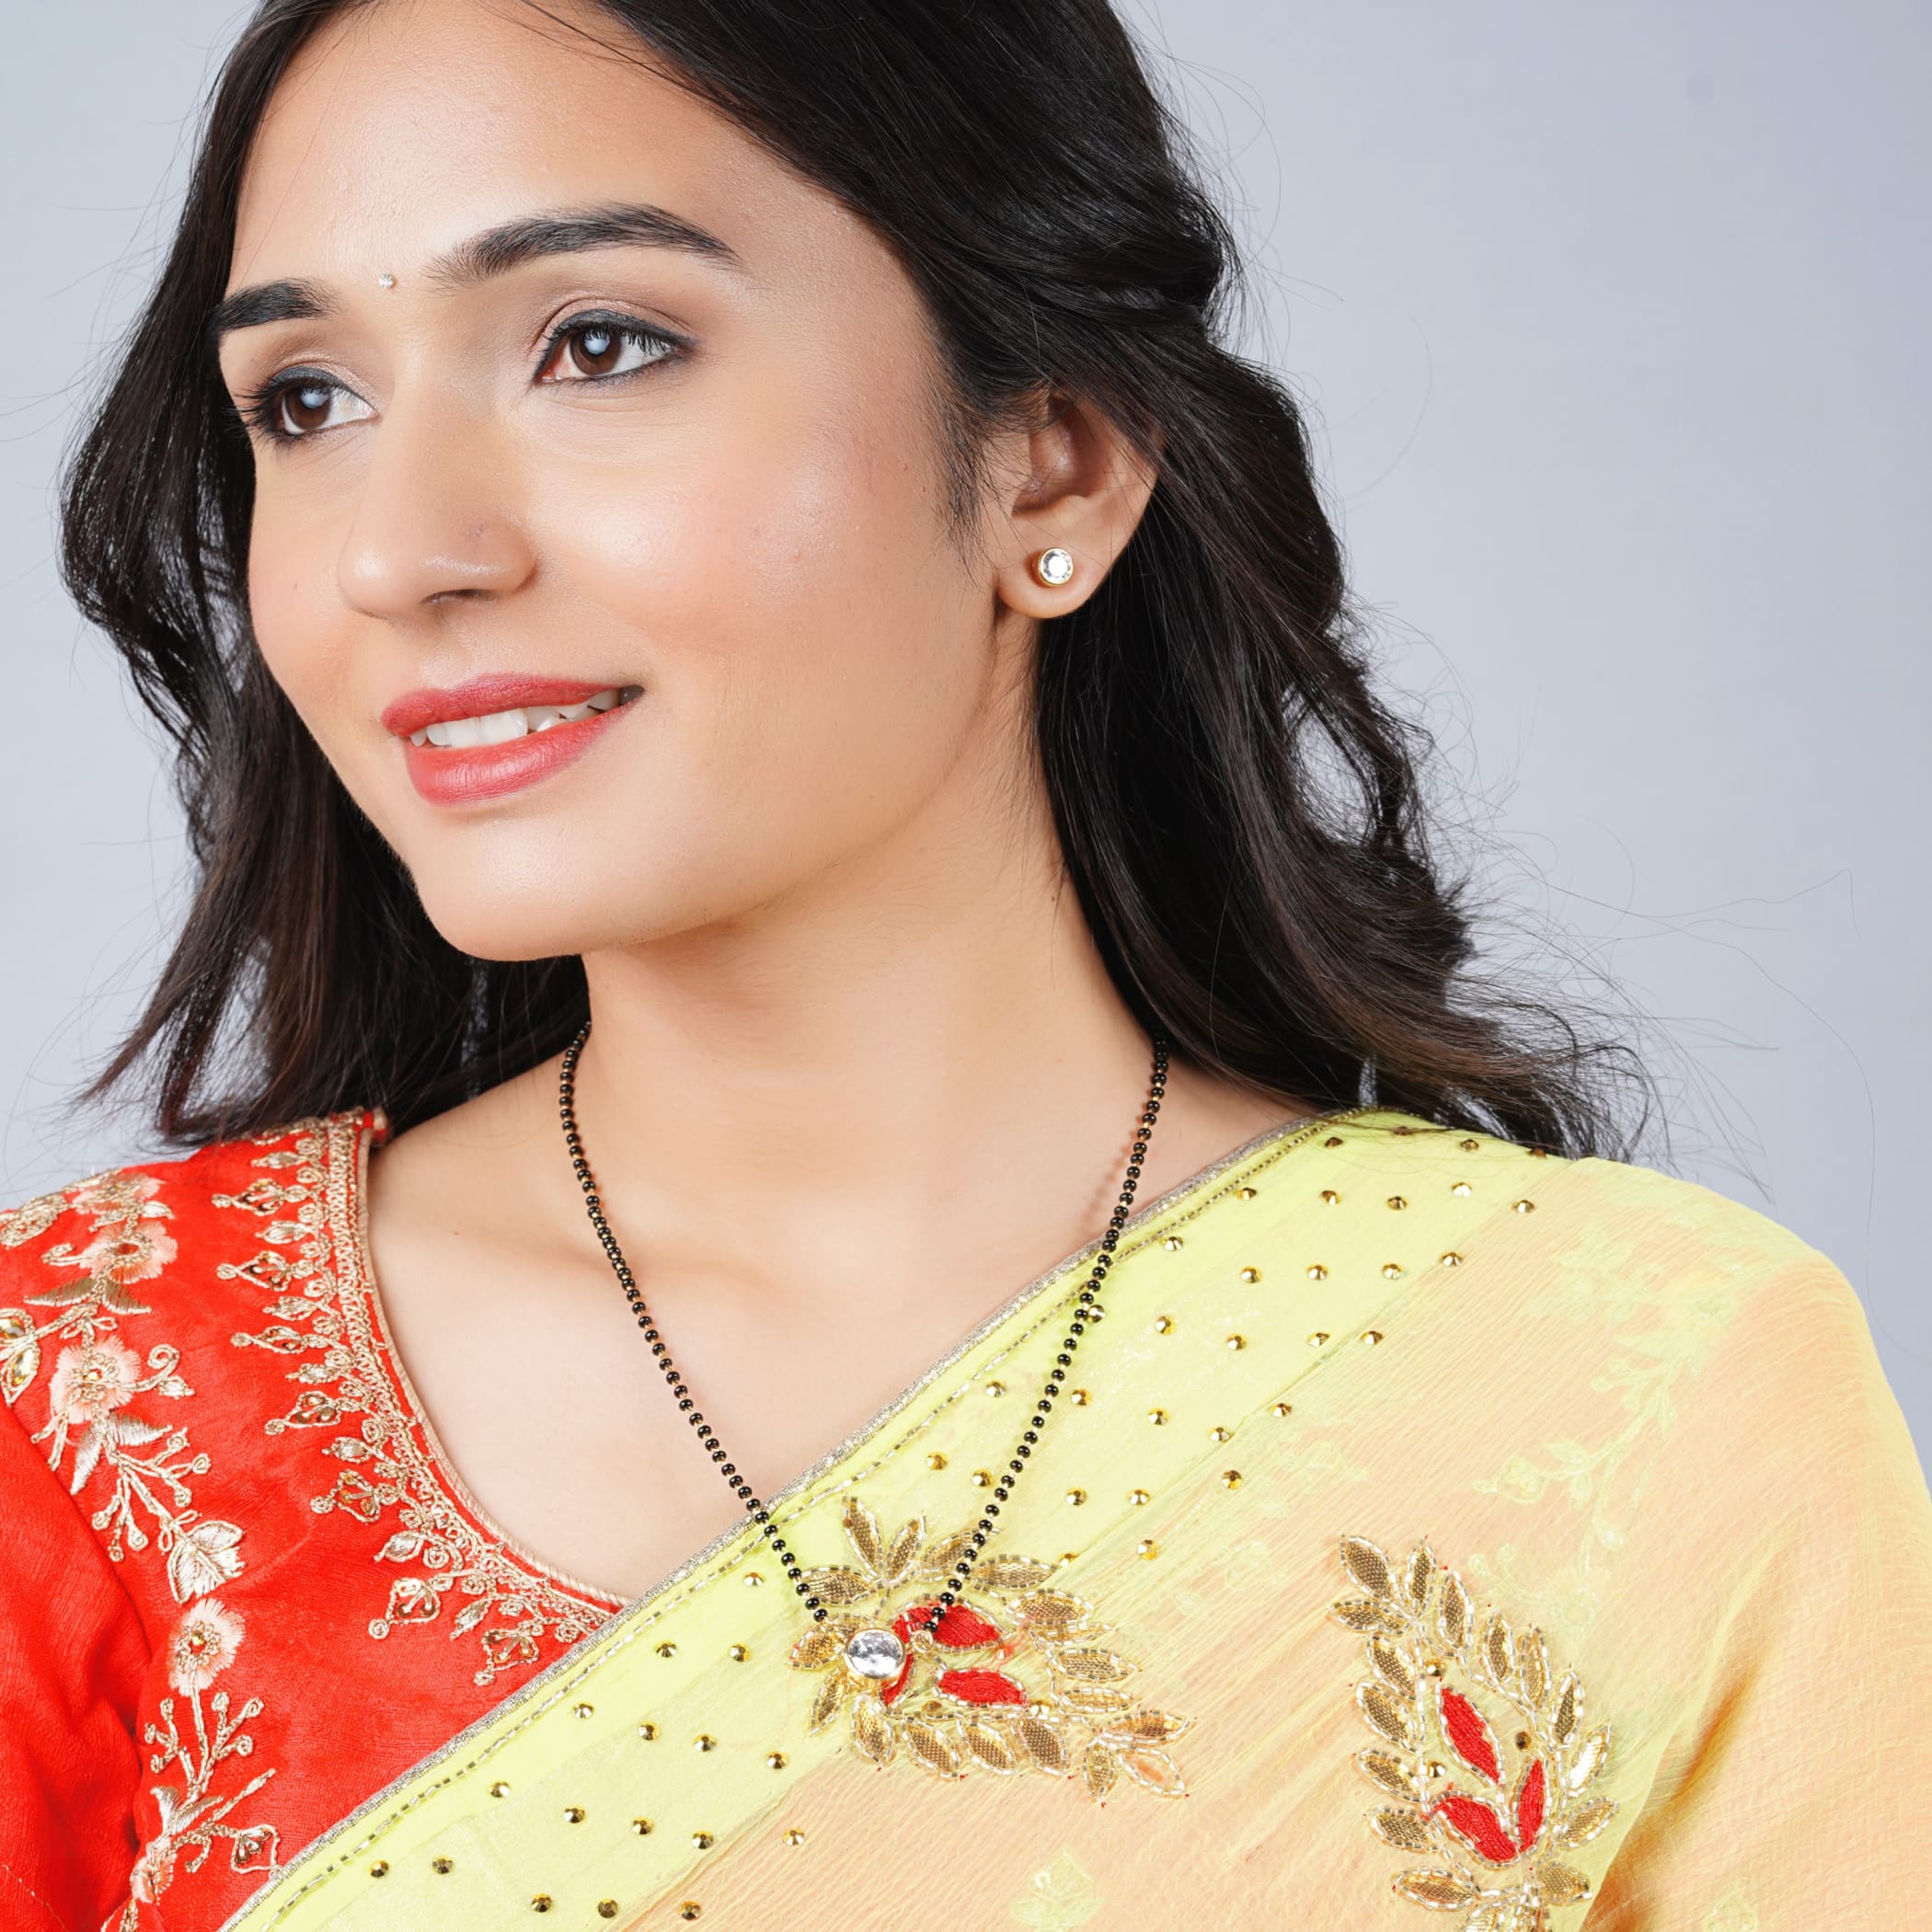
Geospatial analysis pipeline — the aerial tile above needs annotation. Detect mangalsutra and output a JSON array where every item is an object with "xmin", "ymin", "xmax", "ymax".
[{"xmin": 558, "ymin": 1020, "xmax": 1169, "ymax": 1682}]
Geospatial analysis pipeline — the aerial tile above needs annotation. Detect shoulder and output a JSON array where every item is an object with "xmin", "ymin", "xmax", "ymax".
[{"xmin": 0, "ymin": 1110, "xmax": 381, "ymax": 1410}]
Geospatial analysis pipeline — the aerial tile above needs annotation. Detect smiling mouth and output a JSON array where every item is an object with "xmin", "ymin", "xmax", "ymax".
[{"xmin": 407, "ymin": 684, "xmax": 644, "ymax": 748}]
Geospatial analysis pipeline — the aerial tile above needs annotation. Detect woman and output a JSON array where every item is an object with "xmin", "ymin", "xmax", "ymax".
[{"xmin": 4, "ymin": 0, "xmax": 1927, "ymax": 1926}]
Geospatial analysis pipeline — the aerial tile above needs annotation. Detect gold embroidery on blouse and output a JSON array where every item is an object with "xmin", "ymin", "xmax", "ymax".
[
  {"xmin": 0, "ymin": 1171, "xmax": 247, "ymax": 1601},
  {"xmin": 788, "ymin": 1495, "xmax": 1192, "ymax": 1800},
  {"xmin": 1330, "ymin": 1534, "xmax": 1616, "ymax": 1925},
  {"xmin": 222, "ymin": 1118, "xmax": 611, "ymax": 1684},
  {"xmin": 114, "ymin": 1597, "xmax": 281, "ymax": 1930}
]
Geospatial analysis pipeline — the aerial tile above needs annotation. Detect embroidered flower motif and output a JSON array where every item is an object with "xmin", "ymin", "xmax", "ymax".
[
  {"xmin": 112, "ymin": 1605, "xmax": 281, "ymax": 1931},
  {"xmin": 48, "ymin": 1338, "xmax": 144, "ymax": 1426},
  {"xmin": 788, "ymin": 1495, "xmax": 1192, "ymax": 1800},
  {"xmin": 1330, "ymin": 1534, "xmax": 1617, "ymax": 1926},
  {"xmin": 167, "ymin": 1597, "xmax": 247, "ymax": 1696}
]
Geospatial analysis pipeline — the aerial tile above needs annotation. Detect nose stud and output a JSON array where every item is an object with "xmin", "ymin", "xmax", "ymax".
[
  {"xmin": 376, "ymin": 272, "xmax": 397, "ymax": 289},
  {"xmin": 1031, "ymin": 546, "xmax": 1075, "ymax": 588}
]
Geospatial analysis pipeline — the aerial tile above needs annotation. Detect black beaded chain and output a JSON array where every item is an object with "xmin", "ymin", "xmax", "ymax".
[{"xmin": 558, "ymin": 1020, "xmax": 1169, "ymax": 1638}]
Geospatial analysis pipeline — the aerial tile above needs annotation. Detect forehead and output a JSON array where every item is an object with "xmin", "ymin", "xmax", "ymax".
[{"xmin": 230, "ymin": 0, "xmax": 855, "ymax": 294}]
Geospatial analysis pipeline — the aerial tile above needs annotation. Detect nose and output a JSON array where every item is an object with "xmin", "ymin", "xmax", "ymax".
[{"xmin": 335, "ymin": 397, "xmax": 535, "ymax": 618}]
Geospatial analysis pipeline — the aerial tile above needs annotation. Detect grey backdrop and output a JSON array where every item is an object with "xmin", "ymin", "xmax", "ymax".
[{"xmin": 4, "ymin": 3, "xmax": 1926, "ymax": 1466}]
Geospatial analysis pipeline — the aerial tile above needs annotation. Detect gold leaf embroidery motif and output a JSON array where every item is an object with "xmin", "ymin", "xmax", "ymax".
[
  {"xmin": 1, "ymin": 1171, "xmax": 244, "ymax": 1599},
  {"xmin": 1330, "ymin": 1533, "xmax": 1618, "ymax": 1921},
  {"xmin": 788, "ymin": 1495, "xmax": 1192, "ymax": 1800},
  {"xmin": 110, "ymin": 1597, "xmax": 281, "ymax": 1931},
  {"xmin": 222, "ymin": 1119, "xmax": 613, "ymax": 1684}
]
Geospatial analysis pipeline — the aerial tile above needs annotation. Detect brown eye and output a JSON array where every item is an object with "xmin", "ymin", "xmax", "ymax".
[
  {"xmin": 280, "ymin": 380, "xmax": 339, "ymax": 435},
  {"xmin": 542, "ymin": 318, "xmax": 677, "ymax": 384}
]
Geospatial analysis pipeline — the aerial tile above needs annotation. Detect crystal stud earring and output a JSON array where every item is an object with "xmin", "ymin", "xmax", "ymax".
[{"xmin": 1031, "ymin": 546, "xmax": 1075, "ymax": 588}]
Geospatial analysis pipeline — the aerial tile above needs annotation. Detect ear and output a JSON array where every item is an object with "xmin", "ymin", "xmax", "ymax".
[{"xmin": 990, "ymin": 389, "xmax": 1160, "ymax": 618}]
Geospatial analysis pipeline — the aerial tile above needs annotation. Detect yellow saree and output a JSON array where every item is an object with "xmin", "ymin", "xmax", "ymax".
[{"xmin": 220, "ymin": 1108, "xmax": 1932, "ymax": 1930}]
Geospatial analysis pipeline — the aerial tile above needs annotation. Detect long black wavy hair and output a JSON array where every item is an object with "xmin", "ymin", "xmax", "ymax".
[{"xmin": 58, "ymin": 0, "xmax": 1654, "ymax": 1156}]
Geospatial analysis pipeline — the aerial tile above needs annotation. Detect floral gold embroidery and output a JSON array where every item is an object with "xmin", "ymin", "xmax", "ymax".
[
  {"xmin": 1329, "ymin": 1534, "xmax": 1616, "ymax": 1926},
  {"xmin": 788, "ymin": 1495, "xmax": 1191, "ymax": 1800},
  {"xmin": 0, "ymin": 1172, "xmax": 245, "ymax": 1600},
  {"xmin": 113, "ymin": 1596, "xmax": 280, "ymax": 1931},
  {"xmin": 223, "ymin": 1118, "xmax": 612, "ymax": 1683}
]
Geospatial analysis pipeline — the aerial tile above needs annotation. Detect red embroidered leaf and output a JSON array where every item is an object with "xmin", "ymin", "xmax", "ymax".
[
  {"xmin": 899, "ymin": 1601, "xmax": 1002, "ymax": 1650},
  {"xmin": 937, "ymin": 1668, "xmax": 1027, "ymax": 1707},
  {"xmin": 879, "ymin": 1654, "xmax": 914, "ymax": 1707},
  {"xmin": 1515, "ymin": 1756, "xmax": 1547, "ymax": 1853},
  {"xmin": 1433, "ymin": 1790, "xmax": 1519, "ymax": 1864},
  {"xmin": 1439, "ymin": 1685, "xmax": 1502, "ymax": 1783}
]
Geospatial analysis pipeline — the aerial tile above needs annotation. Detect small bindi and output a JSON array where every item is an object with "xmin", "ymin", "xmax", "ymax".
[{"xmin": 376, "ymin": 272, "xmax": 397, "ymax": 289}]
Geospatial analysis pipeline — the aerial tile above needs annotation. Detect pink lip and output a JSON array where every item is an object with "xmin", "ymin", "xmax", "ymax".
[
  {"xmin": 381, "ymin": 675, "xmax": 615, "ymax": 738},
  {"xmin": 383, "ymin": 675, "xmax": 641, "ymax": 809}
]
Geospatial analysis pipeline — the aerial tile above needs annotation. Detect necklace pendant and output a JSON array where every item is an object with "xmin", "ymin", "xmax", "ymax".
[{"xmin": 841, "ymin": 1627, "xmax": 907, "ymax": 1681}]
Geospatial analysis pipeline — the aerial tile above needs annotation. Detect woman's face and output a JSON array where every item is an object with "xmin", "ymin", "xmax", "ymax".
[{"xmin": 217, "ymin": 0, "xmax": 1076, "ymax": 961}]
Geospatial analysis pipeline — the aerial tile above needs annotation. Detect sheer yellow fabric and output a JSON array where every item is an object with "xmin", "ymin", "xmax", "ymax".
[{"xmin": 223, "ymin": 1109, "xmax": 1932, "ymax": 1931}]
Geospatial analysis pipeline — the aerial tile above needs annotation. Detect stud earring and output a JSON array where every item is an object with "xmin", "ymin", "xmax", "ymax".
[{"xmin": 1031, "ymin": 546, "xmax": 1075, "ymax": 588}]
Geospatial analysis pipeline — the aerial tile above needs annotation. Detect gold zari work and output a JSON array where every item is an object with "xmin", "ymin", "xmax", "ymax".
[
  {"xmin": 1329, "ymin": 1533, "xmax": 1616, "ymax": 1926},
  {"xmin": 788, "ymin": 1496, "xmax": 1191, "ymax": 1800}
]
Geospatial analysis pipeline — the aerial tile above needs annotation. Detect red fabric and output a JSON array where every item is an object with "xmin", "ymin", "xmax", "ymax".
[
  {"xmin": 0, "ymin": 1118, "xmax": 623, "ymax": 1930},
  {"xmin": 1438, "ymin": 1684, "xmax": 1502, "ymax": 1784}
]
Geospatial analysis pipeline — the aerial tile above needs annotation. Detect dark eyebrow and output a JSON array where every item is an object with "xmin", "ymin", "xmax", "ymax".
[{"xmin": 209, "ymin": 201, "xmax": 744, "ymax": 347}]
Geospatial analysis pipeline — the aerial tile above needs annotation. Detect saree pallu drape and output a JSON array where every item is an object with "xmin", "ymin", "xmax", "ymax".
[{"xmin": 4, "ymin": 1109, "xmax": 1930, "ymax": 1930}]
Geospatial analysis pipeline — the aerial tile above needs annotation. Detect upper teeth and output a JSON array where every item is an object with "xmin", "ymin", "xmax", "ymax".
[{"xmin": 409, "ymin": 685, "xmax": 638, "ymax": 749}]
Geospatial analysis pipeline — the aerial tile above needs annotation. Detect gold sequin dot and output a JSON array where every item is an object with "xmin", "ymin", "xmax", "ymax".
[
  {"xmin": 1451, "ymin": 1180, "xmax": 1472, "ymax": 1196},
  {"xmin": 598, "ymin": 1905, "xmax": 621, "ymax": 1922},
  {"xmin": 532, "ymin": 1898, "xmax": 553, "ymax": 1915},
  {"xmin": 1059, "ymin": 1551, "xmax": 1080, "ymax": 1565},
  {"xmin": 728, "ymin": 1644, "xmax": 749, "ymax": 1662},
  {"xmin": 638, "ymin": 1721, "xmax": 659, "ymax": 1742},
  {"xmin": 984, "ymin": 1380, "xmax": 1006, "ymax": 1397},
  {"xmin": 1225, "ymin": 1333, "xmax": 1246, "ymax": 1351},
  {"xmin": 432, "ymin": 1857, "xmax": 454, "ymax": 1874},
  {"xmin": 1361, "ymin": 1329, "xmax": 1383, "ymax": 1346},
  {"xmin": 971, "ymin": 1468, "xmax": 994, "ymax": 1487},
  {"xmin": 370, "ymin": 1862, "xmax": 389, "ymax": 1879},
  {"xmin": 632, "ymin": 1818, "xmax": 654, "ymax": 1835},
  {"xmin": 926, "ymin": 1452, "xmax": 947, "ymax": 1470},
  {"xmin": 744, "ymin": 1570, "xmax": 764, "ymax": 1587},
  {"xmin": 680, "ymin": 1907, "xmax": 702, "ymax": 1923},
  {"xmin": 1065, "ymin": 1488, "xmax": 1087, "ymax": 1506},
  {"xmin": 1221, "ymin": 1469, "xmax": 1243, "ymax": 1489},
  {"xmin": 1323, "ymin": 1135, "xmax": 1344, "ymax": 1147},
  {"xmin": 655, "ymin": 1642, "xmax": 677, "ymax": 1660},
  {"xmin": 1514, "ymin": 1199, "xmax": 1536, "ymax": 1213},
  {"xmin": 1319, "ymin": 1189, "xmax": 1340, "ymax": 1205},
  {"xmin": 1459, "ymin": 1137, "xmax": 1480, "ymax": 1152},
  {"xmin": 1152, "ymin": 1314, "xmax": 1175, "ymax": 1334},
  {"xmin": 1515, "ymin": 1730, "xmax": 1533, "ymax": 1751},
  {"xmin": 766, "ymin": 1751, "xmax": 787, "ymax": 1770},
  {"xmin": 1440, "ymin": 1251, "xmax": 1463, "ymax": 1268},
  {"xmin": 564, "ymin": 1805, "xmax": 585, "ymax": 1823},
  {"xmin": 1136, "ymin": 1538, "xmax": 1158, "ymax": 1558},
  {"xmin": 1209, "ymin": 1425, "xmax": 1232, "ymax": 1443},
  {"xmin": 1238, "ymin": 1265, "xmax": 1261, "ymax": 1283},
  {"xmin": 1163, "ymin": 1234, "xmax": 1184, "ymax": 1250},
  {"xmin": 489, "ymin": 1779, "xmax": 512, "ymax": 1798},
  {"xmin": 1070, "ymin": 1388, "xmax": 1091, "ymax": 1406},
  {"xmin": 1382, "ymin": 1262, "xmax": 1403, "ymax": 1279},
  {"xmin": 1528, "ymin": 1146, "xmax": 1550, "ymax": 1158},
  {"xmin": 1128, "ymin": 1488, "xmax": 1150, "ymax": 1506},
  {"xmin": 1236, "ymin": 1185, "xmax": 1259, "ymax": 1199},
  {"xmin": 1271, "ymin": 1400, "xmax": 1293, "ymax": 1418},
  {"xmin": 1386, "ymin": 1195, "xmax": 1407, "ymax": 1210},
  {"xmin": 1307, "ymin": 1330, "xmax": 1330, "ymax": 1346},
  {"xmin": 785, "ymin": 1828, "xmax": 806, "ymax": 1846},
  {"xmin": 1306, "ymin": 1263, "xmax": 1328, "ymax": 1281},
  {"xmin": 693, "ymin": 1831, "xmax": 715, "ymax": 1851},
  {"xmin": 1392, "ymin": 1124, "xmax": 1415, "ymax": 1136},
  {"xmin": 573, "ymin": 1702, "xmax": 595, "ymax": 1719},
  {"xmin": 1146, "ymin": 1407, "xmax": 1167, "ymax": 1425},
  {"xmin": 696, "ymin": 1734, "xmax": 718, "ymax": 1753}
]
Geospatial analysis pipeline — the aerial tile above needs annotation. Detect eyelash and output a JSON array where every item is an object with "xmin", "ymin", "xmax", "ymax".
[{"xmin": 234, "ymin": 310, "xmax": 686, "ymax": 444}]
